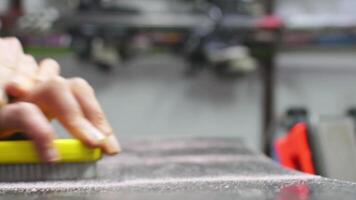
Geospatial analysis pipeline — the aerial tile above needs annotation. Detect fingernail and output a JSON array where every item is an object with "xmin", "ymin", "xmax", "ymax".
[
  {"xmin": 45, "ymin": 148, "xmax": 60, "ymax": 162},
  {"xmin": 103, "ymin": 135, "xmax": 121, "ymax": 155},
  {"xmin": 81, "ymin": 121, "xmax": 106, "ymax": 143}
]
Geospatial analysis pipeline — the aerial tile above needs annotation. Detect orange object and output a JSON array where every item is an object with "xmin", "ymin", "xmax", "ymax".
[{"xmin": 274, "ymin": 122, "xmax": 316, "ymax": 174}]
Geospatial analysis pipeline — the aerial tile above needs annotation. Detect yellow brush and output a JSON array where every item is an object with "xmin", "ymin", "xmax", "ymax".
[{"xmin": 0, "ymin": 139, "xmax": 102, "ymax": 182}]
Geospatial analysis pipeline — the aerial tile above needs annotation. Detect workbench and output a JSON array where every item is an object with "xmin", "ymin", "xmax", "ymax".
[{"xmin": 0, "ymin": 137, "xmax": 355, "ymax": 199}]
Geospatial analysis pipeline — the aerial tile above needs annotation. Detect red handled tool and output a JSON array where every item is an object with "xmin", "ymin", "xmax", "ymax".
[{"xmin": 274, "ymin": 122, "xmax": 316, "ymax": 174}]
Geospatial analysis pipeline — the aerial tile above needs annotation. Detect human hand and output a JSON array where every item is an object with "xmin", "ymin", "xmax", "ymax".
[
  {"xmin": 0, "ymin": 37, "xmax": 37, "ymax": 106},
  {"xmin": 0, "ymin": 37, "xmax": 120, "ymax": 162}
]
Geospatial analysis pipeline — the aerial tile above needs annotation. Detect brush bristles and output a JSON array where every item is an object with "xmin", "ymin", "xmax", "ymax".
[{"xmin": 0, "ymin": 163, "xmax": 97, "ymax": 182}]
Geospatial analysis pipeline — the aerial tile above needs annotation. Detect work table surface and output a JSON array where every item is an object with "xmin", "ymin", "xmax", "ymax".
[{"xmin": 0, "ymin": 137, "xmax": 355, "ymax": 199}]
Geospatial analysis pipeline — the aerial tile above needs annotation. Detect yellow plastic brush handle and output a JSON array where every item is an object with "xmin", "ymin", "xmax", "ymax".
[{"xmin": 0, "ymin": 139, "xmax": 102, "ymax": 164}]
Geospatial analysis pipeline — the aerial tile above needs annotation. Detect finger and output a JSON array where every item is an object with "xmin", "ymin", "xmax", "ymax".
[
  {"xmin": 36, "ymin": 58, "xmax": 60, "ymax": 82},
  {"xmin": 2, "ymin": 37, "xmax": 24, "ymax": 54},
  {"xmin": 69, "ymin": 78, "xmax": 121, "ymax": 155},
  {"xmin": 0, "ymin": 62, "xmax": 15, "ymax": 85},
  {"xmin": 5, "ymin": 75, "xmax": 34, "ymax": 98},
  {"xmin": 4, "ymin": 54, "xmax": 38, "ymax": 98},
  {"xmin": 24, "ymin": 77, "xmax": 106, "ymax": 148},
  {"xmin": 101, "ymin": 134, "xmax": 121, "ymax": 155},
  {"xmin": 0, "ymin": 38, "xmax": 26, "ymax": 97},
  {"xmin": 68, "ymin": 78, "xmax": 110, "ymax": 135},
  {"xmin": 0, "ymin": 102, "xmax": 59, "ymax": 162},
  {"xmin": 0, "ymin": 37, "xmax": 24, "ymax": 69},
  {"xmin": 16, "ymin": 54, "xmax": 38, "ymax": 78}
]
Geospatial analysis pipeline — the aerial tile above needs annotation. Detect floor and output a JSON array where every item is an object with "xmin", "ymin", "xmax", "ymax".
[{"xmin": 49, "ymin": 48, "xmax": 356, "ymax": 152}]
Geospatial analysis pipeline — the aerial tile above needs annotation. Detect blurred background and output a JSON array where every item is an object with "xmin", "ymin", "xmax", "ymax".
[{"xmin": 1, "ymin": 0, "xmax": 356, "ymax": 182}]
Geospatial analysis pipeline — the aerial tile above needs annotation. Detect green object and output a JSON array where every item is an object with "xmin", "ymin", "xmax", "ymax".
[{"xmin": 24, "ymin": 46, "xmax": 73, "ymax": 56}]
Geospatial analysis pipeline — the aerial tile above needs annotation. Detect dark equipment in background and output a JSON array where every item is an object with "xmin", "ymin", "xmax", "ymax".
[
  {"xmin": 183, "ymin": 5, "xmax": 257, "ymax": 77},
  {"xmin": 57, "ymin": 0, "xmax": 271, "ymax": 76},
  {"xmin": 0, "ymin": 0, "xmax": 23, "ymax": 35},
  {"xmin": 58, "ymin": 0, "xmax": 209, "ymax": 69},
  {"xmin": 56, "ymin": 0, "xmax": 282, "ymax": 155}
]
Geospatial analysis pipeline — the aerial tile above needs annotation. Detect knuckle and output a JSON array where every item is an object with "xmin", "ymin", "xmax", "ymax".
[
  {"xmin": 12, "ymin": 102, "xmax": 39, "ymax": 117},
  {"xmin": 23, "ymin": 54, "xmax": 36, "ymax": 61},
  {"xmin": 71, "ymin": 77, "xmax": 89, "ymax": 86},
  {"xmin": 48, "ymin": 76, "xmax": 68, "ymax": 89},
  {"xmin": 23, "ymin": 54, "xmax": 37, "ymax": 65},
  {"xmin": 41, "ymin": 58, "xmax": 60, "ymax": 69},
  {"xmin": 5, "ymin": 37, "xmax": 22, "ymax": 47},
  {"xmin": 92, "ymin": 114, "xmax": 109, "ymax": 127},
  {"xmin": 39, "ymin": 77, "xmax": 69, "ymax": 100},
  {"xmin": 91, "ymin": 112, "xmax": 105, "ymax": 122},
  {"xmin": 10, "ymin": 103, "xmax": 53, "ymax": 140},
  {"xmin": 50, "ymin": 76, "xmax": 66, "ymax": 84},
  {"xmin": 71, "ymin": 77, "xmax": 94, "ymax": 92},
  {"xmin": 10, "ymin": 103, "xmax": 41, "ymax": 125}
]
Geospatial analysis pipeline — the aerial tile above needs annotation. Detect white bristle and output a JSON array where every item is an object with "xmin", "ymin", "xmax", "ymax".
[{"xmin": 0, "ymin": 163, "xmax": 98, "ymax": 182}]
